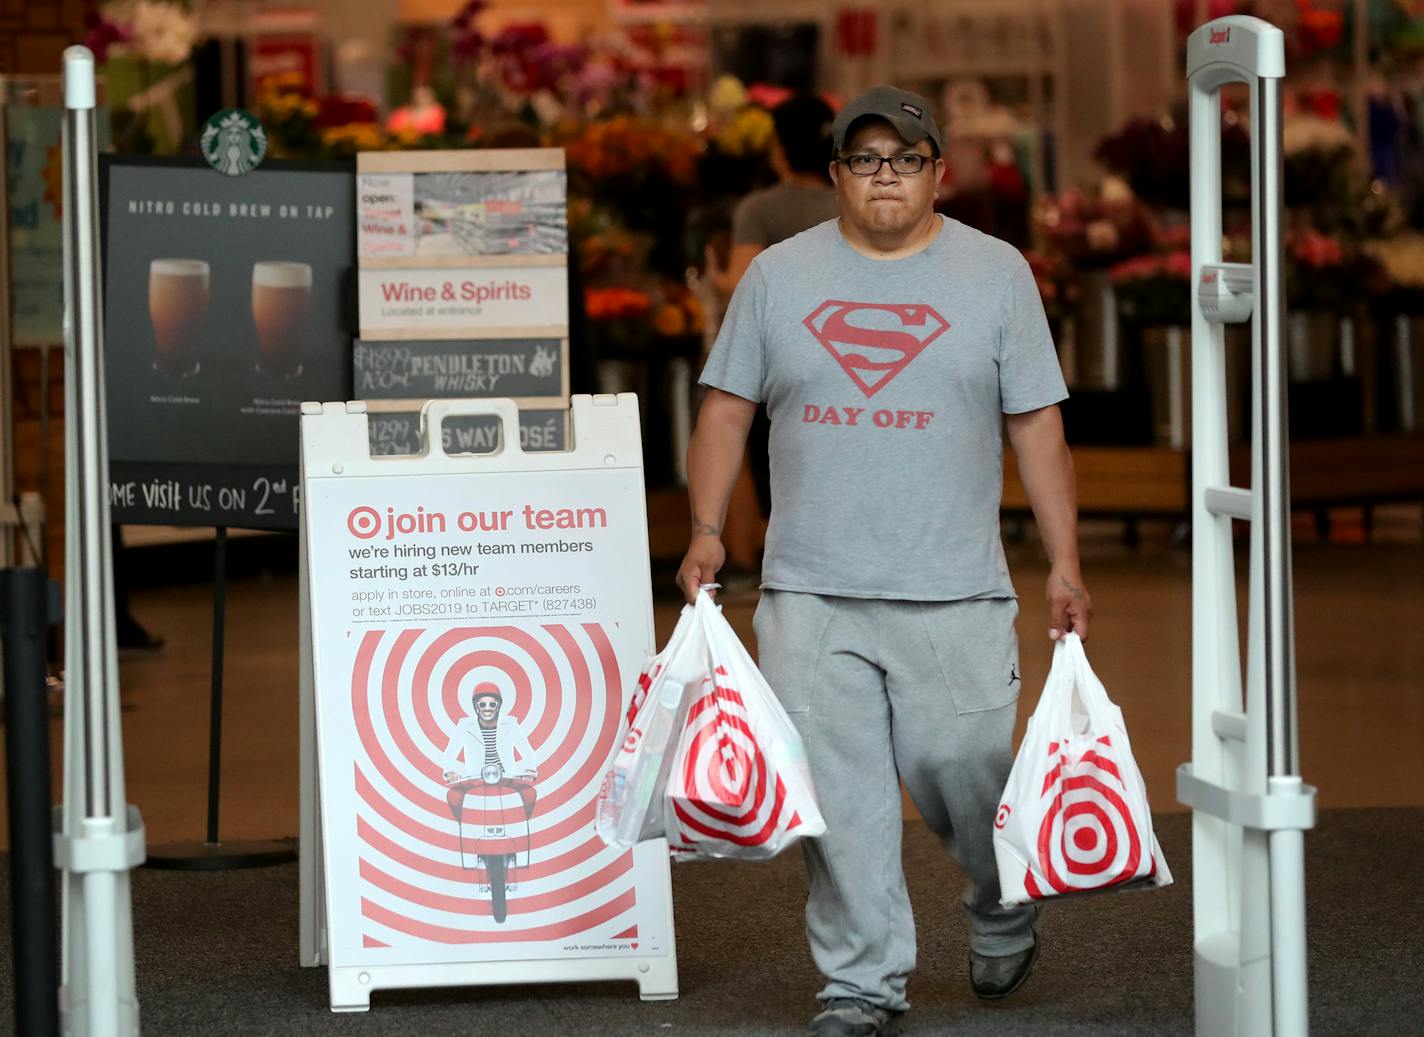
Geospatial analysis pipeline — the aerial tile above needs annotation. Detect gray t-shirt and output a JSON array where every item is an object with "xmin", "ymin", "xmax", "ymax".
[
  {"xmin": 700, "ymin": 216, "xmax": 1067, "ymax": 601},
  {"xmin": 732, "ymin": 182, "xmax": 840, "ymax": 249}
]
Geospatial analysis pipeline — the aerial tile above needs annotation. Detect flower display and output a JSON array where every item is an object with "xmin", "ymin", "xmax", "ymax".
[
  {"xmin": 652, "ymin": 284, "xmax": 705, "ymax": 337},
  {"xmin": 83, "ymin": 16, "xmax": 132, "ymax": 63},
  {"xmin": 1283, "ymin": 113, "xmax": 1354, "ymax": 156},
  {"xmin": 563, "ymin": 116, "xmax": 699, "ymax": 186},
  {"xmin": 714, "ymin": 107, "xmax": 775, "ymax": 158},
  {"xmin": 320, "ymin": 123, "xmax": 387, "ymax": 157},
  {"xmin": 1365, "ymin": 233, "xmax": 1424, "ymax": 288},
  {"xmin": 585, "ymin": 287, "xmax": 652, "ymax": 322},
  {"xmin": 1285, "ymin": 229, "xmax": 1385, "ymax": 310},
  {"xmin": 1022, "ymin": 249, "xmax": 1079, "ymax": 324},
  {"xmin": 584, "ymin": 287, "xmax": 653, "ymax": 353},
  {"xmin": 91, "ymin": 0, "xmax": 198, "ymax": 65},
  {"xmin": 708, "ymin": 75, "xmax": 748, "ymax": 116},
  {"xmin": 1364, "ymin": 233, "xmax": 1424, "ymax": 310},
  {"xmin": 388, "ymin": 86, "xmax": 448, "ymax": 137},
  {"xmin": 255, "ymin": 76, "xmax": 323, "ymax": 157},
  {"xmin": 1110, "ymin": 250, "xmax": 1193, "ymax": 327},
  {"xmin": 1035, "ymin": 189, "xmax": 1155, "ymax": 270},
  {"xmin": 1094, "ymin": 114, "xmax": 1250, "ymax": 211}
]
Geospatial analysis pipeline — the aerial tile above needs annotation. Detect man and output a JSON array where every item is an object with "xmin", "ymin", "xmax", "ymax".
[
  {"xmin": 677, "ymin": 86, "xmax": 1091, "ymax": 1037},
  {"xmin": 714, "ymin": 93, "xmax": 842, "ymax": 295},
  {"xmin": 711, "ymin": 93, "xmax": 841, "ymax": 520},
  {"xmin": 442, "ymin": 683, "xmax": 537, "ymax": 783}
]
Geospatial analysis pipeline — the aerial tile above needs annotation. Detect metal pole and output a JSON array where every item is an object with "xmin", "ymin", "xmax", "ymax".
[
  {"xmin": 1256, "ymin": 74, "xmax": 1310, "ymax": 1037},
  {"xmin": 2, "ymin": 566, "xmax": 61, "ymax": 1037},
  {"xmin": 60, "ymin": 45, "xmax": 143, "ymax": 1037},
  {"xmin": 206, "ymin": 527, "xmax": 228, "ymax": 844},
  {"xmin": 1257, "ymin": 77, "xmax": 1296, "ymax": 782},
  {"xmin": 144, "ymin": 522, "xmax": 292, "ymax": 869}
]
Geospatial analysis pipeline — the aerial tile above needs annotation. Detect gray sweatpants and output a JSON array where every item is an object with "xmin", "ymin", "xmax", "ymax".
[{"xmin": 753, "ymin": 590, "xmax": 1037, "ymax": 1012}]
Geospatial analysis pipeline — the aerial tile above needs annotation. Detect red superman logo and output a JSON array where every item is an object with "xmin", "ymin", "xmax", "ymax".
[{"xmin": 803, "ymin": 301, "xmax": 950, "ymax": 397}]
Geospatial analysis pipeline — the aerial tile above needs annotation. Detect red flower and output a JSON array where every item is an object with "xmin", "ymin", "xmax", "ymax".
[
  {"xmin": 83, "ymin": 16, "xmax": 132, "ymax": 64},
  {"xmin": 314, "ymin": 95, "xmax": 378, "ymax": 130}
]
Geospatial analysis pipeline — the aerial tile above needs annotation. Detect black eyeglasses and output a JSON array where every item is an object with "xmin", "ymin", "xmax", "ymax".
[{"xmin": 837, "ymin": 153, "xmax": 931, "ymax": 176}]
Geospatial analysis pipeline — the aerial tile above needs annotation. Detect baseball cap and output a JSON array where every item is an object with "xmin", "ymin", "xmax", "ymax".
[{"xmin": 831, "ymin": 85, "xmax": 944, "ymax": 155}]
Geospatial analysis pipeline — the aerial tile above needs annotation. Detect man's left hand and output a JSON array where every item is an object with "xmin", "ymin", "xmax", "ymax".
[{"xmin": 1047, "ymin": 566, "xmax": 1092, "ymax": 641}]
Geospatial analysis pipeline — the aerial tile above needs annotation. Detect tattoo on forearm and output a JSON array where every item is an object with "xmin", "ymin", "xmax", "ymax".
[
  {"xmin": 1060, "ymin": 575, "xmax": 1085, "ymax": 600},
  {"xmin": 691, "ymin": 517, "xmax": 721, "ymax": 537}
]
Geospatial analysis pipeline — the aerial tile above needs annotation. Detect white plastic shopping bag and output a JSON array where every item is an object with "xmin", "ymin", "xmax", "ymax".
[
  {"xmin": 663, "ymin": 591, "xmax": 826, "ymax": 861},
  {"xmin": 595, "ymin": 604, "xmax": 707, "ymax": 847},
  {"xmin": 993, "ymin": 633, "xmax": 1172, "ymax": 906}
]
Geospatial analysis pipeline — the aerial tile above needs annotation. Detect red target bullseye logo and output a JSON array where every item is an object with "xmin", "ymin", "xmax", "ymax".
[
  {"xmin": 347, "ymin": 506, "xmax": 381, "ymax": 539},
  {"xmin": 346, "ymin": 623, "xmax": 641, "ymax": 950},
  {"xmin": 1023, "ymin": 737, "xmax": 1145, "ymax": 899},
  {"xmin": 994, "ymin": 804, "xmax": 1012, "ymax": 830},
  {"xmin": 666, "ymin": 677, "xmax": 801, "ymax": 850}
]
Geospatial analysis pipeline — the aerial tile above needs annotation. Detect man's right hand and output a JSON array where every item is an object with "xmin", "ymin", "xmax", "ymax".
[{"xmin": 676, "ymin": 535, "xmax": 725, "ymax": 604}]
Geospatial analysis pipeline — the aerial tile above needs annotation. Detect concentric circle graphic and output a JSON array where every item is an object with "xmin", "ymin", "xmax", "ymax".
[
  {"xmin": 666, "ymin": 676, "xmax": 805, "ymax": 853},
  {"xmin": 348, "ymin": 623, "xmax": 641, "ymax": 947},
  {"xmin": 1023, "ymin": 738, "xmax": 1149, "ymax": 899}
]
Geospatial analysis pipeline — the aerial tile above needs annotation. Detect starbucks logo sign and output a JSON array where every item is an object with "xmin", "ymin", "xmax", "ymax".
[{"xmin": 200, "ymin": 109, "xmax": 268, "ymax": 177}]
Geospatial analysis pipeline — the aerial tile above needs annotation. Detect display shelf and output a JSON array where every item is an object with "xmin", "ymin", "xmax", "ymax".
[
  {"xmin": 1232, "ymin": 435, "xmax": 1424, "ymax": 508},
  {"xmin": 121, "ymin": 526, "xmax": 275, "ymax": 548},
  {"xmin": 1005, "ymin": 445, "xmax": 1189, "ymax": 518}
]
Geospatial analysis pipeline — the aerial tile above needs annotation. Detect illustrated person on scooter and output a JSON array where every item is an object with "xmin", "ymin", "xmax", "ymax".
[
  {"xmin": 442, "ymin": 683, "xmax": 539, "ymax": 923},
  {"xmin": 442, "ymin": 683, "xmax": 537, "ymax": 785}
]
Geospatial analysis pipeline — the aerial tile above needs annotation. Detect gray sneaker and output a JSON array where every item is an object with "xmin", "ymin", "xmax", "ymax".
[
  {"xmin": 808, "ymin": 998, "xmax": 901, "ymax": 1036},
  {"xmin": 970, "ymin": 934, "xmax": 1040, "ymax": 1000}
]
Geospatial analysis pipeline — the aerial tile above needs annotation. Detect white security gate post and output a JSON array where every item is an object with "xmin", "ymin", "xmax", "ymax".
[
  {"xmin": 55, "ymin": 46, "xmax": 146, "ymax": 1037},
  {"xmin": 1178, "ymin": 16, "xmax": 1317, "ymax": 1037}
]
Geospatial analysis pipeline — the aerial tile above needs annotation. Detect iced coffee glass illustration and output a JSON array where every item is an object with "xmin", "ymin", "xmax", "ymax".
[
  {"xmin": 252, "ymin": 261, "xmax": 311, "ymax": 377},
  {"xmin": 149, "ymin": 259, "xmax": 209, "ymax": 376}
]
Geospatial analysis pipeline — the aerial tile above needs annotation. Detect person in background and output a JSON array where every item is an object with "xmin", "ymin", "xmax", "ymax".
[{"xmin": 710, "ymin": 93, "xmax": 841, "ymax": 521}]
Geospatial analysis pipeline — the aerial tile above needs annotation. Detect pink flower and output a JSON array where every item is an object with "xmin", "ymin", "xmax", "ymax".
[
  {"xmin": 746, "ymin": 83, "xmax": 792, "ymax": 109},
  {"xmin": 84, "ymin": 17, "xmax": 132, "ymax": 63},
  {"xmin": 1289, "ymin": 230, "xmax": 1344, "ymax": 269},
  {"xmin": 1163, "ymin": 250, "xmax": 1193, "ymax": 278}
]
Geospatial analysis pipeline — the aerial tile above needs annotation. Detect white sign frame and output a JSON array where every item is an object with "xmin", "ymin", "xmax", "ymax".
[{"xmin": 297, "ymin": 393, "xmax": 678, "ymax": 1012}]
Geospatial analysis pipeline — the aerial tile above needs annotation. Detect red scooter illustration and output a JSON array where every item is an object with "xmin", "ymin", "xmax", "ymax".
[
  {"xmin": 445, "ymin": 766, "xmax": 538, "ymax": 924},
  {"xmin": 441, "ymin": 683, "xmax": 540, "ymax": 925}
]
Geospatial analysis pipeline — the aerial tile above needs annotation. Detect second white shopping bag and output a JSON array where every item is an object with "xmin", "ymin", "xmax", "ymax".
[{"xmin": 993, "ymin": 633, "xmax": 1172, "ymax": 906}]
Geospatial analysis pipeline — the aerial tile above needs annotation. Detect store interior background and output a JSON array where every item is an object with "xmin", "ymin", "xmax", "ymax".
[{"xmin": 0, "ymin": 0, "xmax": 1421, "ymax": 852}]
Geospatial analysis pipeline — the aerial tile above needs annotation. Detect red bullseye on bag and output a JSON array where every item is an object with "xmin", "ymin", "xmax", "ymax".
[
  {"xmin": 663, "ymin": 594, "xmax": 825, "ymax": 860},
  {"xmin": 993, "ymin": 634, "xmax": 1172, "ymax": 906},
  {"xmin": 596, "ymin": 590, "xmax": 824, "ymax": 861}
]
